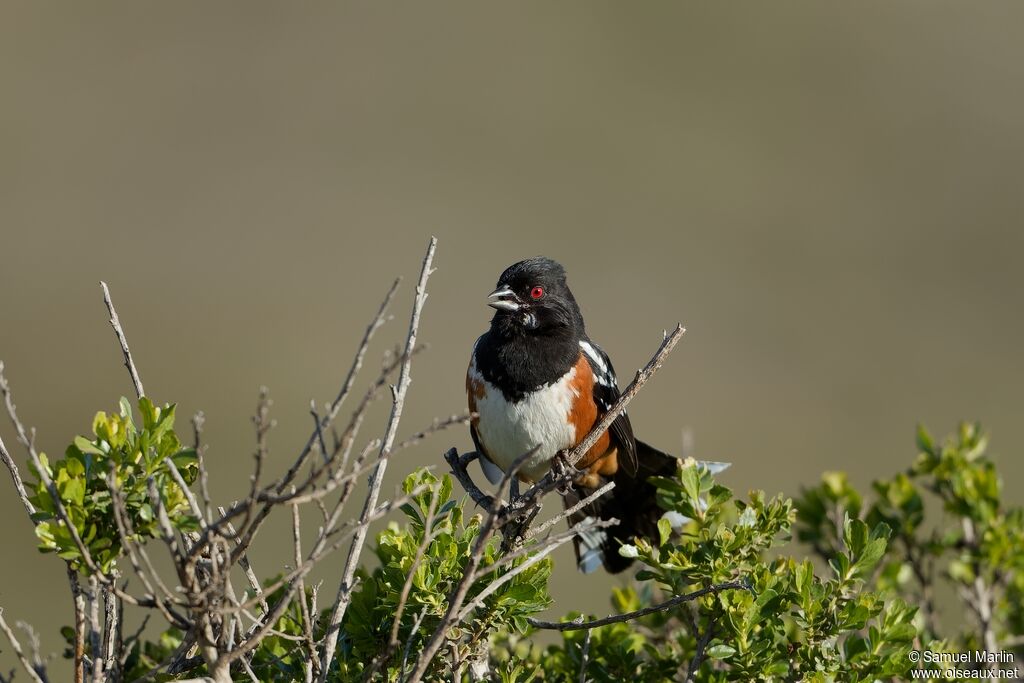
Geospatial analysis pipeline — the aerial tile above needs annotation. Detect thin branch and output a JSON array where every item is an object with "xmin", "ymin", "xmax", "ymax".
[
  {"xmin": 272, "ymin": 278, "xmax": 401, "ymax": 499},
  {"xmin": 686, "ymin": 623, "xmax": 717, "ymax": 682},
  {"xmin": 0, "ymin": 433, "xmax": 35, "ymax": 519},
  {"xmin": 524, "ymin": 481, "xmax": 615, "ymax": 540},
  {"xmin": 15, "ymin": 621, "xmax": 47, "ymax": 683},
  {"xmin": 400, "ymin": 607, "xmax": 428, "ymax": 683},
  {"xmin": 548, "ymin": 325, "xmax": 686, "ymax": 477},
  {"xmin": 214, "ymin": 507, "xmax": 268, "ymax": 617},
  {"xmin": 291, "ymin": 503, "xmax": 319, "ymax": 680},
  {"xmin": 578, "ymin": 630, "xmax": 592, "ymax": 683},
  {"xmin": 100, "ymin": 281, "xmax": 145, "ymax": 399},
  {"xmin": 192, "ymin": 412, "xmax": 213, "ymax": 523},
  {"xmin": 0, "ymin": 361, "xmax": 41, "ymax": 461},
  {"xmin": 406, "ymin": 452, "xmax": 525, "ymax": 682},
  {"xmin": 0, "ymin": 363, "xmax": 38, "ymax": 519},
  {"xmin": 454, "ymin": 530, "xmax": 573, "ymax": 623},
  {"xmin": 318, "ymin": 236, "xmax": 438, "ymax": 681},
  {"xmin": 963, "ymin": 517, "xmax": 999, "ymax": 668},
  {"xmin": 365, "ymin": 491, "xmax": 441, "ymax": 680},
  {"xmin": 527, "ymin": 580, "xmax": 748, "ymax": 631},
  {"xmin": 393, "ymin": 413, "xmax": 472, "ymax": 452},
  {"xmin": 0, "ymin": 608, "xmax": 48, "ymax": 683}
]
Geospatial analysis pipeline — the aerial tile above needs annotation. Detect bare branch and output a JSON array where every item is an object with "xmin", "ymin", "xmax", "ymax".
[
  {"xmin": 318, "ymin": 236, "xmax": 438, "ymax": 680},
  {"xmin": 524, "ymin": 481, "xmax": 615, "ymax": 541},
  {"xmin": 0, "ymin": 432, "xmax": 34, "ymax": 519},
  {"xmin": 291, "ymin": 502, "xmax": 319, "ymax": 680},
  {"xmin": 578, "ymin": 629, "xmax": 592, "ymax": 683},
  {"xmin": 100, "ymin": 281, "xmax": 145, "ymax": 399},
  {"xmin": 0, "ymin": 608, "xmax": 48, "ymax": 683},
  {"xmin": 0, "ymin": 361, "xmax": 41, "ymax": 461},
  {"xmin": 686, "ymin": 623, "xmax": 716, "ymax": 682},
  {"xmin": 527, "ymin": 580, "xmax": 748, "ymax": 631},
  {"xmin": 365, "ymin": 491, "xmax": 441, "ymax": 679},
  {"xmin": 394, "ymin": 413, "xmax": 472, "ymax": 452},
  {"xmin": 0, "ymin": 363, "xmax": 38, "ymax": 519},
  {"xmin": 273, "ymin": 278, "xmax": 401, "ymax": 498}
]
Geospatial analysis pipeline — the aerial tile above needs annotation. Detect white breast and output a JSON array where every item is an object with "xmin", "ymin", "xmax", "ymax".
[{"xmin": 469, "ymin": 356, "xmax": 580, "ymax": 482}]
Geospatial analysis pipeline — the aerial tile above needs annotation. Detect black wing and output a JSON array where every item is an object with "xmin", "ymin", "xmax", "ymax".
[{"xmin": 579, "ymin": 339, "xmax": 638, "ymax": 477}]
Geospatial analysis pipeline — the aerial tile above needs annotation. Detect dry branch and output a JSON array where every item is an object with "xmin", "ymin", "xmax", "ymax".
[
  {"xmin": 527, "ymin": 580, "xmax": 749, "ymax": 631},
  {"xmin": 317, "ymin": 236, "xmax": 438, "ymax": 680}
]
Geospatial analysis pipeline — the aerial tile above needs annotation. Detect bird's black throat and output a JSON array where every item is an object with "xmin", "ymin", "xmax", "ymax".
[{"xmin": 475, "ymin": 317, "xmax": 582, "ymax": 403}]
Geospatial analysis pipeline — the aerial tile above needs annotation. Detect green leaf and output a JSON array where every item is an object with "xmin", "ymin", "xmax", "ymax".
[
  {"xmin": 915, "ymin": 423, "xmax": 934, "ymax": 455},
  {"xmin": 74, "ymin": 436, "xmax": 104, "ymax": 456},
  {"xmin": 658, "ymin": 517, "xmax": 672, "ymax": 547},
  {"xmin": 707, "ymin": 644, "xmax": 736, "ymax": 659},
  {"xmin": 680, "ymin": 464, "xmax": 701, "ymax": 506}
]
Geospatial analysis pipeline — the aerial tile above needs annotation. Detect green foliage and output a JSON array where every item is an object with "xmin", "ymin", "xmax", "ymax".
[
  {"xmin": 330, "ymin": 469, "xmax": 553, "ymax": 681},
  {"xmin": 30, "ymin": 414, "xmax": 1021, "ymax": 681},
  {"xmin": 801, "ymin": 422, "xmax": 1024, "ymax": 655},
  {"xmin": 231, "ymin": 470, "xmax": 553, "ymax": 682},
  {"xmin": 507, "ymin": 460, "xmax": 914, "ymax": 682},
  {"xmin": 28, "ymin": 396, "xmax": 199, "ymax": 573}
]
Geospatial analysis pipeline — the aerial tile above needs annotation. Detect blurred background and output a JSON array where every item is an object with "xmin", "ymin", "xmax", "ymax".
[{"xmin": 2, "ymin": 2, "xmax": 1023, "ymax": 676}]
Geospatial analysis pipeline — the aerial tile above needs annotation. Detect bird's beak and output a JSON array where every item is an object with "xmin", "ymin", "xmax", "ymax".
[{"xmin": 487, "ymin": 285, "xmax": 521, "ymax": 311}]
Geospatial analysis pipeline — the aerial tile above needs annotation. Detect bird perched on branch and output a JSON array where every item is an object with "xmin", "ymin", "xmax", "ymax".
[{"xmin": 466, "ymin": 257, "xmax": 682, "ymax": 573}]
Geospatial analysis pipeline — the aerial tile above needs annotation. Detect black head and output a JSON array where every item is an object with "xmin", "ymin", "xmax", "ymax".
[{"xmin": 487, "ymin": 257, "xmax": 583, "ymax": 337}]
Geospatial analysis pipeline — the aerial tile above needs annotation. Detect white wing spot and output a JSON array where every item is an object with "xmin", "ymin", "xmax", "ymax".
[{"xmin": 579, "ymin": 340, "xmax": 607, "ymax": 373}]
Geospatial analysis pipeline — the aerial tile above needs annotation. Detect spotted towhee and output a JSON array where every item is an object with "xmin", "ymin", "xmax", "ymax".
[{"xmin": 467, "ymin": 257, "xmax": 681, "ymax": 573}]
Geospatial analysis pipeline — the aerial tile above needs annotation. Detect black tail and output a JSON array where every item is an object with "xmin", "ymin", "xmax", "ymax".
[{"xmin": 568, "ymin": 440, "xmax": 679, "ymax": 574}]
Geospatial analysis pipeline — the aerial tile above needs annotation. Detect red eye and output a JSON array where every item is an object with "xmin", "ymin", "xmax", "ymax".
[{"xmin": 530, "ymin": 286, "xmax": 544, "ymax": 300}]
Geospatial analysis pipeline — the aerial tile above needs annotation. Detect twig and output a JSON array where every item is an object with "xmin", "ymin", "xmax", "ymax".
[
  {"xmin": 400, "ymin": 607, "xmax": 428, "ymax": 683},
  {"xmin": 0, "ymin": 433, "xmax": 35, "ymax": 519},
  {"xmin": 443, "ymin": 450, "xmax": 494, "ymax": 510},
  {"xmin": 454, "ymin": 530, "xmax": 574, "ymax": 623},
  {"xmin": 963, "ymin": 517, "xmax": 999, "ymax": 670},
  {"xmin": 272, "ymin": 278, "xmax": 401, "ymax": 499},
  {"xmin": 394, "ymin": 413, "xmax": 472, "ymax": 452},
  {"xmin": 547, "ymin": 325, "xmax": 686, "ymax": 478},
  {"xmin": 15, "ymin": 621, "xmax": 47, "ymax": 683},
  {"xmin": 215, "ymin": 508, "xmax": 268, "ymax": 617},
  {"xmin": 210, "ymin": 282, "xmax": 405, "ymax": 567},
  {"xmin": 0, "ymin": 361, "xmax": 41, "ymax": 461},
  {"xmin": 192, "ymin": 412, "xmax": 213, "ymax": 523},
  {"xmin": 291, "ymin": 503, "xmax": 319, "ymax": 680},
  {"xmin": 527, "ymin": 580, "xmax": 748, "ymax": 631},
  {"xmin": 365, "ymin": 491, "xmax": 441, "ymax": 680},
  {"xmin": 578, "ymin": 630, "xmax": 592, "ymax": 683},
  {"xmin": 100, "ymin": 281, "xmax": 145, "ymax": 399},
  {"xmin": 485, "ymin": 519, "xmax": 619, "ymax": 576},
  {"xmin": 686, "ymin": 624, "xmax": 716, "ymax": 682},
  {"xmin": 406, "ymin": 451, "xmax": 528, "ymax": 682},
  {"xmin": 317, "ymin": 236, "xmax": 438, "ymax": 681},
  {"xmin": 524, "ymin": 481, "xmax": 616, "ymax": 540},
  {"xmin": 0, "ymin": 608, "xmax": 48, "ymax": 683},
  {"xmin": 0, "ymin": 363, "xmax": 38, "ymax": 519}
]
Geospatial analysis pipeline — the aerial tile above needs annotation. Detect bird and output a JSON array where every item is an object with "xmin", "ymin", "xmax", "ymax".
[{"xmin": 466, "ymin": 256, "xmax": 681, "ymax": 573}]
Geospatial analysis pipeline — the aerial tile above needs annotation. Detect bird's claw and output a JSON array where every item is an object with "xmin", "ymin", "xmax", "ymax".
[{"xmin": 551, "ymin": 451, "xmax": 579, "ymax": 494}]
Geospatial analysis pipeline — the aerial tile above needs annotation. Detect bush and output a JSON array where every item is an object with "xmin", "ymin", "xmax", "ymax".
[{"xmin": 1, "ymin": 245, "xmax": 1019, "ymax": 681}]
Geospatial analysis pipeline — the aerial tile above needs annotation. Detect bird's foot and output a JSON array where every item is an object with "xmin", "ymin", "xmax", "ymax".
[{"xmin": 550, "ymin": 450, "xmax": 580, "ymax": 495}]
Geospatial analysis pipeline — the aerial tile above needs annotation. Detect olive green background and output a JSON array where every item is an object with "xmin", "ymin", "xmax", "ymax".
[{"xmin": 2, "ymin": 2, "xmax": 1023, "ymax": 677}]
